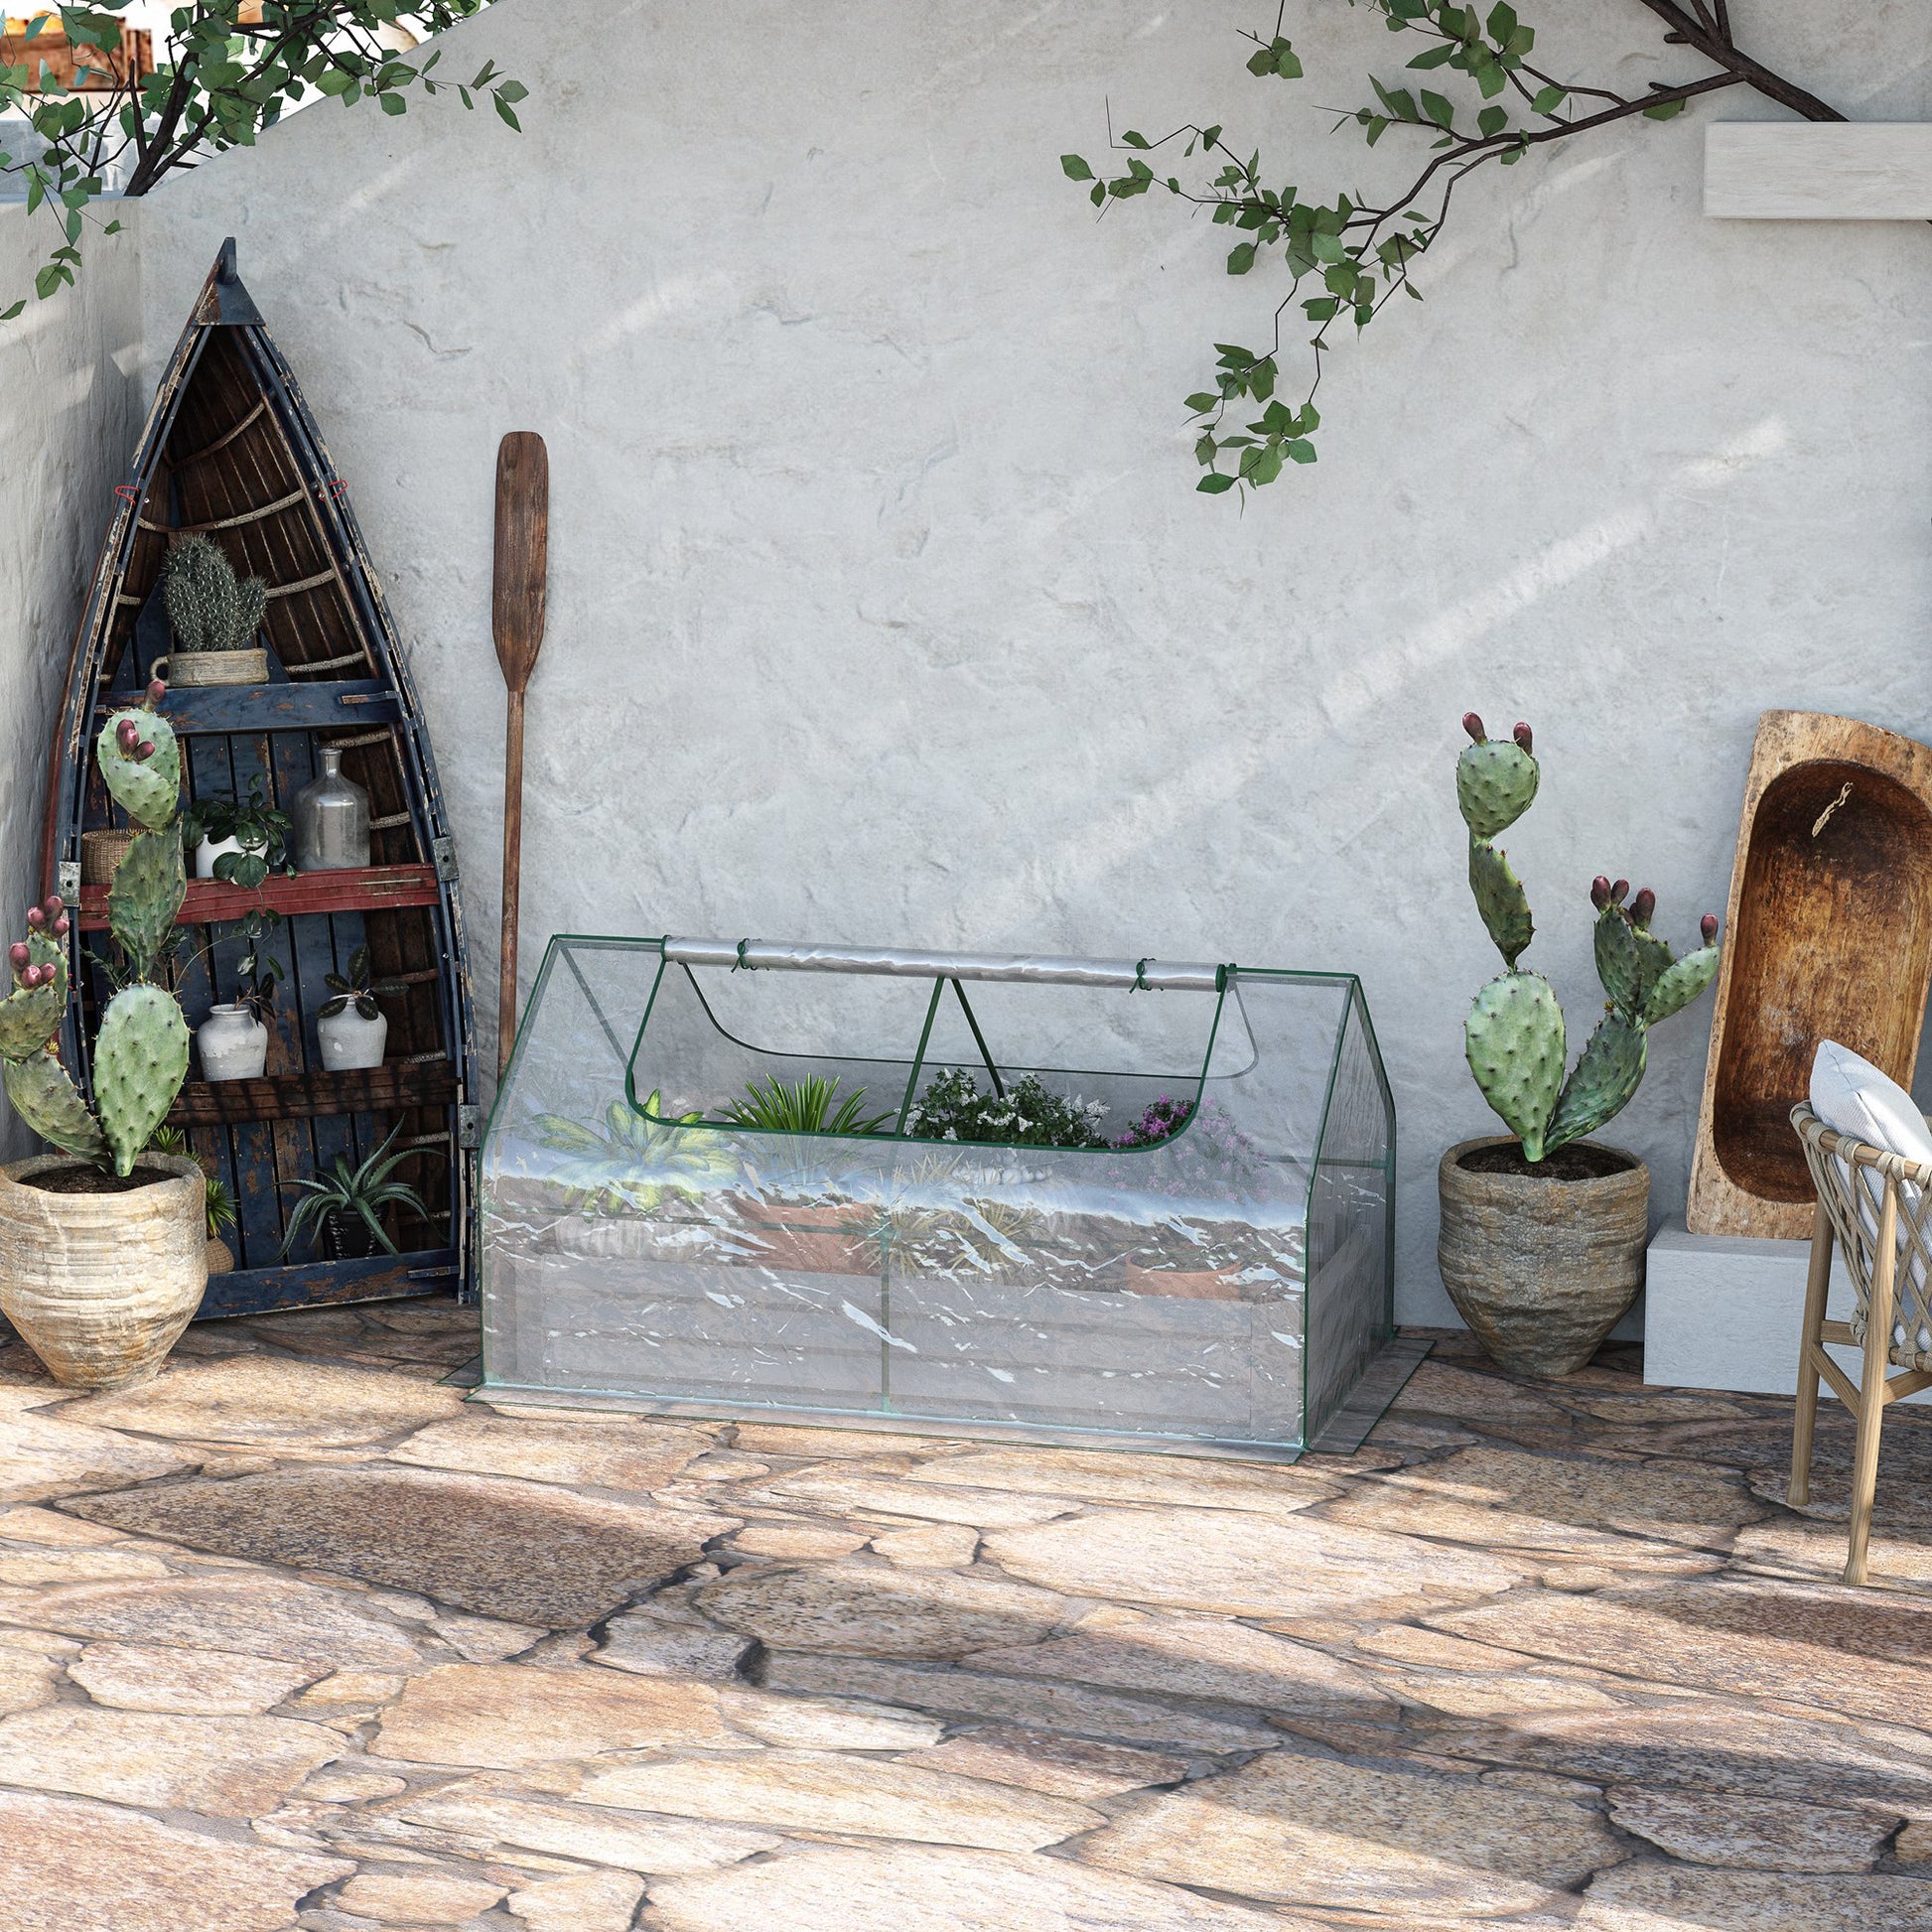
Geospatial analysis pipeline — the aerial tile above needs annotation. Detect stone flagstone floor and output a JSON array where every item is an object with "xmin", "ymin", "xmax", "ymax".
[{"xmin": 5, "ymin": 1304, "xmax": 1932, "ymax": 1929}]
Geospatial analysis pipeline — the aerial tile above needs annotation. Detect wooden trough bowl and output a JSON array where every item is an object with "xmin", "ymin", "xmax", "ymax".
[{"xmin": 1688, "ymin": 710, "xmax": 1932, "ymax": 1239}]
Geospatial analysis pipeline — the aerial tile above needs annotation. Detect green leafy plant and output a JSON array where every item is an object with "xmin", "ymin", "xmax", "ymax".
[
  {"xmin": 534, "ymin": 1091, "xmax": 736, "ymax": 1216},
  {"xmin": 224, "ymin": 913, "xmax": 283, "ymax": 1025},
  {"xmin": 320, "ymin": 942, "xmax": 402, "ymax": 1022},
  {"xmin": 276, "ymin": 1117, "xmax": 435, "ymax": 1258},
  {"xmin": 720, "ymin": 1074, "xmax": 895, "ymax": 1137},
  {"xmin": 1064, "ymin": 3, "xmax": 1848, "ymax": 495},
  {"xmin": 0, "ymin": 677, "xmax": 193, "ymax": 1176},
  {"xmin": 149, "ymin": 1123, "xmax": 237, "ymax": 1239},
  {"xmin": 182, "ymin": 773, "xmax": 291, "ymax": 891},
  {"xmin": 1456, "ymin": 712, "xmax": 1721, "ymax": 1163},
  {"xmin": 1, "ymin": 5, "xmax": 526, "ymax": 319},
  {"xmin": 163, "ymin": 534, "xmax": 266, "ymax": 654},
  {"xmin": 906, "ymin": 1068, "xmax": 1109, "ymax": 1150}
]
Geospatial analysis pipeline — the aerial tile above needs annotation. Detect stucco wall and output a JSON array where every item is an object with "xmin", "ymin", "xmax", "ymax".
[
  {"xmin": 0, "ymin": 207, "xmax": 141, "ymax": 1159},
  {"xmin": 128, "ymin": 1, "xmax": 1932, "ymax": 1322}
]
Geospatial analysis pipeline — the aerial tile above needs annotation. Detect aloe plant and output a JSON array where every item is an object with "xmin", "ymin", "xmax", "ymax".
[{"xmin": 277, "ymin": 1120, "xmax": 436, "ymax": 1259}]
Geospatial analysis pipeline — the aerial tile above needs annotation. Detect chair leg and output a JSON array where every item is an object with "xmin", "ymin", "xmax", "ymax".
[
  {"xmin": 1790, "ymin": 1201, "xmax": 1834, "ymax": 1508},
  {"xmin": 1846, "ymin": 1181, "xmax": 1898, "ymax": 1587}
]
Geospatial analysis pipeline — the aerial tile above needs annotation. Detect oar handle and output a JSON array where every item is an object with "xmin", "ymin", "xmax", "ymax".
[{"xmin": 498, "ymin": 686, "xmax": 526, "ymax": 1078}]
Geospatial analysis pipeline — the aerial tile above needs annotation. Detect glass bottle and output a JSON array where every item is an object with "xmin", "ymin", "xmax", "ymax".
[{"xmin": 292, "ymin": 748, "xmax": 369, "ymax": 871}]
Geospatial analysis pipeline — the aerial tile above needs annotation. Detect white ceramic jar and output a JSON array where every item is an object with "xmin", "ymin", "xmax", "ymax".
[
  {"xmin": 194, "ymin": 834, "xmax": 244, "ymax": 880},
  {"xmin": 198, "ymin": 1004, "xmax": 268, "ymax": 1082},
  {"xmin": 318, "ymin": 1005, "xmax": 387, "ymax": 1071}
]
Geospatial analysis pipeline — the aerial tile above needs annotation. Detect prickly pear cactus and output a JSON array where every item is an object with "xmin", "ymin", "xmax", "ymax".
[
  {"xmin": 2, "ymin": 1049, "xmax": 109, "ymax": 1166},
  {"xmin": 164, "ymin": 533, "xmax": 266, "ymax": 654},
  {"xmin": 1468, "ymin": 835, "xmax": 1533, "ymax": 968},
  {"xmin": 1464, "ymin": 971, "xmax": 1566, "ymax": 1163},
  {"xmin": 1546, "ymin": 1013, "xmax": 1648, "ymax": 1154},
  {"xmin": 1455, "ymin": 715, "xmax": 1539, "ymax": 839},
  {"xmin": 106, "ymin": 829, "xmax": 187, "ymax": 981},
  {"xmin": 0, "ymin": 931, "xmax": 66, "ymax": 1061},
  {"xmin": 1643, "ymin": 942, "xmax": 1722, "ymax": 1026},
  {"xmin": 0, "ymin": 681, "xmax": 196, "ymax": 1176},
  {"xmin": 96, "ymin": 706, "xmax": 182, "ymax": 833},
  {"xmin": 1592, "ymin": 902, "xmax": 1644, "ymax": 1022},
  {"xmin": 1456, "ymin": 715, "xmax": 1724, "ymax": 1163},
  {"xmin": 92, "ymin": 983, "xmax": 192, "ymax": 1176}
]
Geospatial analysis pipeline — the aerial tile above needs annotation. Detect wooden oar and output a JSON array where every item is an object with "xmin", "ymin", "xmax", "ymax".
[{"xmin": 492, "ymin": 430, "xmax": 548, "ymax": 1077}]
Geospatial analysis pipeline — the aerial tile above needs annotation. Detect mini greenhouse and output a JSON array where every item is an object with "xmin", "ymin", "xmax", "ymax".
[{"xmin": 480, "ymin": 936, "xmax": 1396, "ymax": 1456}]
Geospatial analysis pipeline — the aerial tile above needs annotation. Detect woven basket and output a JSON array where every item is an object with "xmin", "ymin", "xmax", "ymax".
[
  {"xmin": 152, "ymin": 647, "xmax": 268, "ymax": 688},
  {"xmin": 79, "ymin": 827, "xmax": 138, "ymax": 887}
]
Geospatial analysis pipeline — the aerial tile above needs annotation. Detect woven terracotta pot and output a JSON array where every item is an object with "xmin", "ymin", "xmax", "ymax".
[
  {"xmin": 1437, "ymin": 1136, "xmax": 1648, "ymax": 1378},
  {"xmin": 0, "ymin": 1154, "xmax": 207, "ymax": 1390}
]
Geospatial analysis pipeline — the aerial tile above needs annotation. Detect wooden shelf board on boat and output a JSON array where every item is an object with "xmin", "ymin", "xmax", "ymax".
[
  {"xmin": 199, "ymin": 1246, "xmax": 459, "ymax": 1319},
  {"xmin": 169, "ymin": 1061, "xmax": 458, "ymax": 1126},
  {"xmin": 78, "ymin": 863, "xmax": 442, "ymax": 929},
  {"xmin": 93, "ymin": 679, "xmax": 402, "ymax": 735}
]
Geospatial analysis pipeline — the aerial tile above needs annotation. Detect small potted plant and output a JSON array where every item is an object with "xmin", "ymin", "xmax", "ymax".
[
  {"xmin": 1439, "ymin": 715, "xmax": 1722, "ymax": 1377},
  {"xmin": 197, "ymin": 927, "xmax": 282, "ymax": 1083},
  {"xmin": 150, "ymin": 1126, "xmax": 240, "ymax": 1273},
  {"xmin": 0, "ymin": 680, "xmax": 207, "ymax": 1389},
  {"xmin": 183, "ymin": 775, "xmax": 291, "ymax": 886},
  {"xmin": 316, "ymin": 943, "xmax": 404, "ymax": 1071},
  {"xmin": 277, "ymin": 1121, "xmax": 437, "ymax": 1263},
  {"xmin": 154, "ymin": 535, "xmax": 269, "ymax": 687}
]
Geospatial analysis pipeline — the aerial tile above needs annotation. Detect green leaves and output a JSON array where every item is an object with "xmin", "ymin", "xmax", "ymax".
[
  {"xmin": 2, "ymin": 2, "xmax": 527, "ymax": 324},
  {"xmin": 1061, "ymin": 153, "xmax": 1093, "ymax": 181},
  {"xmin": 1245, "ymin": 36, "xmax": 1304, "ymax": 80}
]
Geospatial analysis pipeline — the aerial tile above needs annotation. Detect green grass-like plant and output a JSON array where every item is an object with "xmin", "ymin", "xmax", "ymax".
[{"xmin": 721, "ymin": 1074, "xmax": 894, "ymax": 1137}]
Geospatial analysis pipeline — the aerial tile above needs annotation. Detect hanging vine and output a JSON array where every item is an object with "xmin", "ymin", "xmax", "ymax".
[{"xmin": 1063, "ymin": 2, "xmax": 1846, "ymax": 495}]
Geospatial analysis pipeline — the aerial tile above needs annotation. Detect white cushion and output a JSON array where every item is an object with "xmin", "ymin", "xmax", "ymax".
[
  {"xmin": 1811, "ymin": 1040, "xmax": 1932, "ymax": 1168},
  {"xmin": 1811, "ymin": 1039, "xmax": 1932, "ymax": 1349}
]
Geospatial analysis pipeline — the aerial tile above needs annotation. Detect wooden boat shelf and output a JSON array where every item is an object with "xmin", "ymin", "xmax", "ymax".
[
  {"xmin": 169, "ymin": 1063, "xmax": 459, "ymax": 1127},
  {"xmin": 77, "ymin": 865, "xmax": 444, "ymax": 929},
  {"xmin": 201, "ymin": 1247, "xmax": 460, "ymax": 1321},
  {"xmin": 43, "ymin": 240, "xmax": 477, "ymax": 1316},
  {"xmin": 92, "ymin": 678, "xmax": 403, "ymax": 734}
]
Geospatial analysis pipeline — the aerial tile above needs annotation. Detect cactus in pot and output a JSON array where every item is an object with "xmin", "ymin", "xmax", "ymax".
[
  {"xmin": 1457, "ymin": 714, "xmax": 1721, "ymax": 1161},
  {"xmin": 1440, "ymin": 713, "xmax": 1723, "ymax": 1379},
  {"xmin": 0, "ymin": 678, "xmax": 208, "ymax": 1391},
  {"xmin": 164, "ymin": 534, "xmax": 267, "ymax": 655},
  {"xmin": 156, "ymin": 535, "xmax": 269, "ymax": 687}
]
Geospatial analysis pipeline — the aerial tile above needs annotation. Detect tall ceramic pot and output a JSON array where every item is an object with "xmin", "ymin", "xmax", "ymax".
[
  {"xmin": 0, "ymin": 1154, "xmax": 207, "ymax": 1390},
  {"xmin": 1438, "ymin": 1136, "xmax": 1649, "ymax": 1378},
  {"xmin": 199, "ymin": 1003, "xmax": 268, "ymax": 1081}
]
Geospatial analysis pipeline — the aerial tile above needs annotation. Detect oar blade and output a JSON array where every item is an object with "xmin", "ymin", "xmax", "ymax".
[{"xmin": 492, "ymin": 430, "xmax": 549, "ymax": 688}]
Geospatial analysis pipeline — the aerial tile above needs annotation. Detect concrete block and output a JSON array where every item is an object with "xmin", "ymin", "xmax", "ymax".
[{"xmin": 1644, "ymin": 1217, "xmax": 1932, "ymax": 1403}]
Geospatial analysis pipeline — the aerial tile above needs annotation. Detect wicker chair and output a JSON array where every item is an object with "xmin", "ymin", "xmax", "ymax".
[{"xmin": 1790, "ymin": 1102, "xmax": 1932, "ymax": 1584}]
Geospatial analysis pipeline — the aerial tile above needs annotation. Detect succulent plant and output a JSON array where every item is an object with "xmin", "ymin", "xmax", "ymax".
[
  {"xmin": 1457, "ymin": 713, "xmax": 1722, "ymax": 1163},
  {"xmin": 163, "ymin": 534, "xmax": 268, "ymax": 655},
  {"xmin": 0, "ymin": 681, "xmax": 192, "ymax": 1176}
]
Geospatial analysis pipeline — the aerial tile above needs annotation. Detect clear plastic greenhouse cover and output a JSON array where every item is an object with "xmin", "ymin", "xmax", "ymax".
[{"xmin": 481, "ymin": 936, "xmax": 1395, "ymax": 1457}]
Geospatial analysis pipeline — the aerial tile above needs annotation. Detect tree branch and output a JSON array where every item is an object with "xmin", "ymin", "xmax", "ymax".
[{"xmin": 1630, "ymin": 0, "xmax": 1845, "ymax": 120}]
